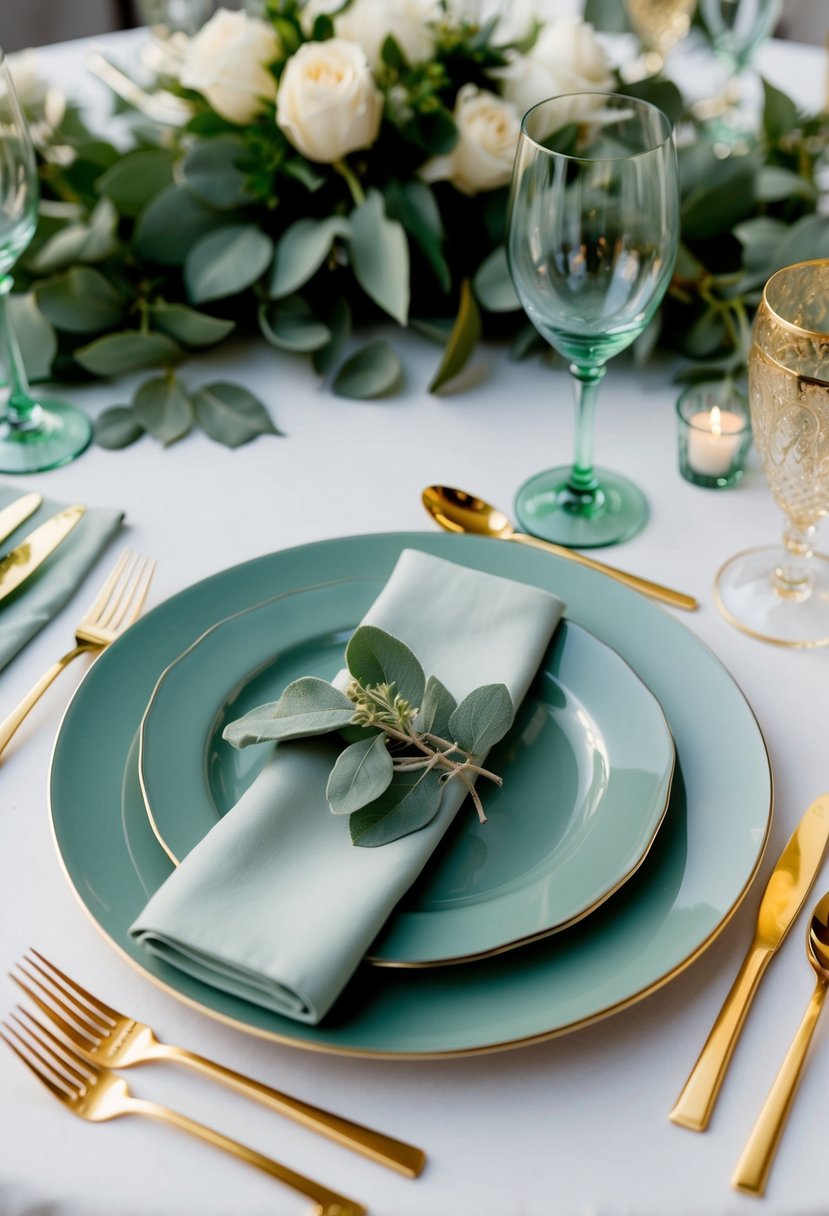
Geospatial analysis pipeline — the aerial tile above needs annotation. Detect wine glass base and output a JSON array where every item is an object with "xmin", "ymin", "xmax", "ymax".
[
  {"xmin": 0, "ymin": 400, "xmax": 92, "ymax": 473},
  {"xmin": 714, "ymin": 546, "xmax": 829, "ymax": 648},
  {"xmin": 514, "ymin": 466, "xmax": 649, "ymax": 549}
]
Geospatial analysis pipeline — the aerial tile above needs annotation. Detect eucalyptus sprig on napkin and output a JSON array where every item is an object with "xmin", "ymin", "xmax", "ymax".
[{"xmin": 222, "ymin": 624, "xmax": 514, "ymax": 847}]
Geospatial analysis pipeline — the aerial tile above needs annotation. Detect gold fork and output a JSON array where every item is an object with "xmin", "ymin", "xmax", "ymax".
[
  {"xmin": 13, "ymin": 950, "xmax": 425, "ymax": 1177},
  {"xmin": 0, "ymin": 551, "xmax": 155, "ymax": 758},
  {"xmin": 2, "ymin": 1008, "xmax": 366, "ymax": 1216}
]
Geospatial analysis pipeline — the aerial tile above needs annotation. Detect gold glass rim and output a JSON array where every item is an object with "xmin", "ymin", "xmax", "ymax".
[
  {"xmin": 761, "ymin": 258, "xmax": 829, "ymax": 340},
  {"xmin": 519, "ymin": 90, "xmax": 674, "ymax": 163}
]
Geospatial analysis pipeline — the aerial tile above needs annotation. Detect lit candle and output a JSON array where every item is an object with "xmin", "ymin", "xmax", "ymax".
[{"xmin": 686, "ymin": 405, "xmax": 744, "ymax": 477}]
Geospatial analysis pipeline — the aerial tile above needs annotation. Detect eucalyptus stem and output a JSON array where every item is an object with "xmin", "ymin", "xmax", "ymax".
[{"xmin": 333, "ymin": 158, "xmax": 365, "ymax": 206}]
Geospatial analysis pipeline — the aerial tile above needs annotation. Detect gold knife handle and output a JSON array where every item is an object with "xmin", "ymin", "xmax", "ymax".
[
  {"xmin": 0, "ymin": 643, "xmax": 96, "ymax": 759},
  {"xmin": 670, "ymin": 942, "xmax": 772, "ymax": 1131},
  {"xmin": 511, "ymin": 533, "xmax": 699, "ymax": 611},
  {"xmin": 151, "ymin": 1041, "xmax": 426, "ymax": 1177},
  {"xmin": 732, "ymin": 977, "xmax": 828, "ymax": 1197}
]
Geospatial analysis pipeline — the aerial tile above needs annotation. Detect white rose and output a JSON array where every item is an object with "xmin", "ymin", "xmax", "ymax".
[
  {"xmin": 302, "ymin": 0, "xmax": 440, "ymax": 69},
  {"xmin": 421, "ymin": 84, "xmax": 520, "ymax": 196},
  {"xmin": 180, "ymin": 8, "xmax": 280, "ymax": 125},
  {"xmin": 276, "ymin": 38, "xmax": 383, "ymax": 164},
  {"xmin": 7, "ymin": 50, "xmax": 65, "ymax": 128},
  {"xmin": 498, "ymin": 19, "xmax": 614, "ymax": 123}
]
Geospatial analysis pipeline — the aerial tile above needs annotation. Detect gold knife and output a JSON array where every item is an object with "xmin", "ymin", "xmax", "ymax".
[
  {"xmin": 0, "ymin": 505, "xmax": 85, "ymax": 606},
  {"xmin": 0, "ymin": 493, "xmax": 42, "ymax": 545},
  {"xmin": 670, "ymin": 793, "xmax": 829, "ymax": 1132}
]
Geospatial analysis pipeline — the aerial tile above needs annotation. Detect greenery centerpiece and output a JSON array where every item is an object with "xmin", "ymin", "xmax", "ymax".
[{"xmin": 6, "ymin": 0, "xmax": 829, "ymax": 450}]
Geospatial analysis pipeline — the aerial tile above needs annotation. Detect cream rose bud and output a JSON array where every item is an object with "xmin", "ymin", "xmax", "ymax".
[
  {"xmin": 180, "ymin": 8, "xmax": 280, "ymax": 125},
  {"xmin": 302, "ymin": 0, "xmax": 440, "ymax": 68},
  {"xmin": 421, "ymin": 85, "xmax": 520, "ymax": 196},
  {"xmin": 276, "ymin": 39, "xmax": 383, "ymax": 164},
  {"xmin": 498, "ymin": 19, "xmax": 614, "ymax": 123}
]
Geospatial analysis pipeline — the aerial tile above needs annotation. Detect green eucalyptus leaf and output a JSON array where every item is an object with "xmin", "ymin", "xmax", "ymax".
[
  {"xmin": 349, "ymin": 769, "xmax": 444, "ymax": 847},
  {"xmin": 678, "ymin": 307, "xmax": 727, "ymax": 359},
  {"xmin": 148, "ymin": 302, "xmax": 235, "ymax": 347},
  {"xmin": 8, "ymin": 293, "xmax": 57, "ymax": 381},
  {"xmin": 332, "ymin": 340, "xmax": 402, "ymax": 399},
  {"xmin": 473, "ymin": 246, "xmax": 520, "ymax": 312},
  {"xmin": 35, "ymin": 266, "xmax": 125, "ymax": 334},
  {"xmin": 312, "ymin": 297, "xmax": 351, "ymax": 376},
  {"xmin": 183, "ymin": 136, "xmax": 253, "ymax": 210},
  {"xmin": 381, "ymin": 33, "xmax": 409, "ymax": 70},
  {"xmin": 349, "ymin": 189, "xmax": 409, "ymax": 325},
  {"xmin": 417, "ymin": 675, "xmax": 457, "ymax": 739},
  {"xmin": 756, "ymin": 165, "xmax": 817, "ymax": 204},
  {"xmin": 448, "ymin": 684, "xmax": 514, "ymax": 754},
  {"xmin": 258, "ymin": 297, "xmax": 331, "ymax": 352},
  {"xmin": 94, "ymin": 406, "xmax": 145, "ymax": 450},
  {"xmin": 326, "ymin": 734, "xmax": 394, "ymax": 815},
  {"xmin": 269, "ymin": 216, "xmax": 351, "ymax": 299},
  {"xmin": 131, "ymin": 374, "xmax": 193, "ymax": 445},
  {"xmin": 28, "ymin": 198, "xmax": 118, "ymax": 273},
  {"xmin": 763, "ymin": 78, "xmax": 798, "ymax": 145},
  {"xmin": 734, "ymin": 216, "xmax": 787, "ymax": 272},
  {"xmin": 134, "ymin": 185, "xmax": 227, "ymax": 265},
  {"xmin": 681, "ymin": 159, "xmax": 757, "ymax": 240},
  {"xmin": 96, "ymin": 148, "xmax": 176, "ymax": 217},
  {"xmin": 74, "ymin": 330, "xmax": 182, "ymax": 376},
  {"xmin": 775, "ymin": 213, "xmax": 829, "ymax": 268},
  {"xmin": 192, "ymin": 380, "xmax": 281, "ymax": 447},
  {"xmin": 185, "ymin": 224, "xmax": 274, "ymax": 304},
  {"xmin": 345, "ymin": 625, "xmax": 425, "ymax": 708},
  {"xmin": 283, "ymin": 158, "xmax": 327, "ymax": 192},
  {"xmin": 429, "ymin": 278, "xmax": 481, "ymax": 393},
  {"xmin": 222, "ymin": 677, "xmax": 354, "ymax": 746},
  {"xmin": 384, "ymin": 179, "xmax": 450, "ymax": 293},
  {"xmin": 618, "ymin": 77, "xmax": 683, "ymax": 125}
]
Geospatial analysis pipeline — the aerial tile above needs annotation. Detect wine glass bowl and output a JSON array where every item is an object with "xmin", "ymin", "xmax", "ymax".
[
  {"xmin": 0, "ymin": 48, "xmax": 91, "ymax": 473},
  {"xmin": 715, "ymin": 259, "xmax": 829, "ymax": 646},
  {"xmin": 699, "ymin": 0, "xmax": 783, "ymax": 71},
  {"xmin": 507, "ymin": 92, "xmax": 679, "ymax": 548}
]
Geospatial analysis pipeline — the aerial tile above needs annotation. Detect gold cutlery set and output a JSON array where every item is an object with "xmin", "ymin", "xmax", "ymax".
[
  {"xmin": 1, "ymin": 484, "xmax": 823, "ymax": 1205},
  {"xmin": 671, "ymin": 793, "xmax": 829, "ymax": 1196}
]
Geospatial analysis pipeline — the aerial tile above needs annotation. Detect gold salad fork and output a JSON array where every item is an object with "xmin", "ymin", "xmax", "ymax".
[
  {"xmin": 13, "ymin": 951, "xmax": 425, "ymax": 1177},
  {"xmin": 2, "ymin": 1008, "xmax": 366, "ymax": 1216},
  {"xmin": 0, "ymin": 551, "xmax": 155, "ymax": 758}
]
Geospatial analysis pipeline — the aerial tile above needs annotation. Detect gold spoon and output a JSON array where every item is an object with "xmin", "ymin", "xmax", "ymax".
[
  {"xmin": 732, "ymin": 891, "xmax": 829, "ymax": 1197},
  {"xmin": 422, "ymin": 486, "xmax": 698, "ymax": 612}
]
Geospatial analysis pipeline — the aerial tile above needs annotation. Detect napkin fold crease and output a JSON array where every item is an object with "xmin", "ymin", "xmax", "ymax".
[{"xmin": 131, "ymin": 549, "xmax": 564, "ymax": 1024}]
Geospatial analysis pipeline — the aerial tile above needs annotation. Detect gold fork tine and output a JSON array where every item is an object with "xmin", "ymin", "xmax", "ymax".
[
  {"xmin": 15, "ymin": 957, "xmax": 108, "ymax": 1034},
  {"xmin": 0, "ymin": 551, "xmax": 156, "ymax": 759},
  {"xmin": 29, "ymin": 947, "xmax": 118, "ymax": 1022},
  {"xmin": 9, "ymin": 1010, "xmax": 92, "ymax": 1088},
  {"xmin": 11, "ymin": 968, "xmax": 100, "ymax": 1046},
  {"xmin": 0, "ymin": 1024, "xmax": 69, "ymax": 1100}
]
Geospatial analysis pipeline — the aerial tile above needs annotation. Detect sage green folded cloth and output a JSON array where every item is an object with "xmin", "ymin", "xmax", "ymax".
[
  {"xmin": 131, "ymin": 549, "xmax": 564, "ymax": 1024},
  {"xmin": 0, "ymin": 482, "xmax": 123, "ymax": 671}
]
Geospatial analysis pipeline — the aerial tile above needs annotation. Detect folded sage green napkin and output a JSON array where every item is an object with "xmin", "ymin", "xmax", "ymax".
[
  {"xmin": 131, "ymin": 549, "xmax": 564, "ymax": 1024},
  {"xmin": 0, "ymin": 482, "xmax": 123, "ymax": 671}
]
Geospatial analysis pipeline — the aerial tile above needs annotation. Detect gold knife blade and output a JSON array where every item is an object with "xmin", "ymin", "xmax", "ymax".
[
  {"xmin": 0, "ymin": 493, "xmax": 42, "ymax": 545},
  {"xmin": 670, "ymin": 793, "xmax": 829, "ymax": 1132},
  {"xmin": 0, "ymin": 505, "xmax": 85, "ymax": 606}
]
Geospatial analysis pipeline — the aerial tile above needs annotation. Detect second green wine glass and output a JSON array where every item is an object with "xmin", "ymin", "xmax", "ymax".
[{"xmin": 507, "ymin": 92, "xmax": 679, "ymax": 547}]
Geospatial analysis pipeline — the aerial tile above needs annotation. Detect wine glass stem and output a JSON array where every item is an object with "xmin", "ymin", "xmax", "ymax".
[
  {"xmin": 775, "ymin": 520, "xmax": 818, "ymax": 601},
  {"xmin": 0, "ymin": 276, "xmax": 41, "ymax": 429},
  {"xmin": 567, "ymin": 362, "xmax": 606, "ymax": 497}
]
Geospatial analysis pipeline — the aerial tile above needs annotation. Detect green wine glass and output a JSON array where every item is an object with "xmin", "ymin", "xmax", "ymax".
[
  {"xmin": 507, "ymin": 92, "xmax": 679, "ymax": 547},
  {"xmin": 0, "ymin": 48, "xmax": 91, "ymax": 473}
]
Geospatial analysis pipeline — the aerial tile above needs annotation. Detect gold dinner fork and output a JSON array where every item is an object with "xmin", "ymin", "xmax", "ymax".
[
  {"xmin": 13, "ymin": 950, "xmax": 425, "ymax": 1177},
  {"xmin": 0, "ymin": 551, "xmax": 155, "ymax": 758},
  {"xmin": 1, "ymin": 1008, "xmax": 366, "ymax": 1216}
]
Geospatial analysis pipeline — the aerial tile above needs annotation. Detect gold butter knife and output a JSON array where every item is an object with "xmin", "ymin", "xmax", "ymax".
[
  {"xmin": 0, "ymin": 493, "xmax": 42, "ymax": 545},
  {"xmin": 670, "ymin": 793, "xmax": 829, "ymax": 1132},
  {"xmin": 0, "ymin": 505, "xmax": 85, "ymax": 607}
]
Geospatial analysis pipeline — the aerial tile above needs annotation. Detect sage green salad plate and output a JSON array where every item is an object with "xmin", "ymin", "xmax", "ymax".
[
  {"xmin": 138, "ymin": 577, "xmax": 675, "ymax": 966},
  {"xmin": 49, "ymin": 533, "xmax": 772, "ymax": 1057}
]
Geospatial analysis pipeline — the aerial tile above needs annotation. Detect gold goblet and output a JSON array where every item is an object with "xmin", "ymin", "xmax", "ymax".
[
  {"xmin": 624, "ymin": 0, "xmax": 696, "ymax": 77},
  {"xmin": 715, "ymin": 260, "xmax": 829, "ymax": 646}
]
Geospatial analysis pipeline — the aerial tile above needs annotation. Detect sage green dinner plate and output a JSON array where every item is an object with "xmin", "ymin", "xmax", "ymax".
[
  {"xmin": 139, "ymin": 579, "xmax": 675, "ymax": 965},
  {"xmin": 49, "ymin": 533, "xmax": 772, "ymax": 1057}
]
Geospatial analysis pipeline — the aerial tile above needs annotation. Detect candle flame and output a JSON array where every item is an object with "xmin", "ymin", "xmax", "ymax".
[{"xmin": 710, "ymin": 405, "xmax": 722, "ymax": 437}]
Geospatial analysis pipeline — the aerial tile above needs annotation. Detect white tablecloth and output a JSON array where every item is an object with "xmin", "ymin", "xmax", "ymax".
[{"xmin": 1, "ymin": 29, "xmax": 828, "ymax": 1216}]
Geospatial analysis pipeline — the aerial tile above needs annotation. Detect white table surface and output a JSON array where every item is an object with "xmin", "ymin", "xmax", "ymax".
[{"xmin": 1, "ymin": 28, "xmax": 828, "ymax": 1216}]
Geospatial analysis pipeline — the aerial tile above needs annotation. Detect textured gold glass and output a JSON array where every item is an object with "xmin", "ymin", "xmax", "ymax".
[
  {"xmin": 624, "ymin": 0, "xmax": 696, "ymax": 74},
  {"xmin": 715, "ymin": 260, "xmax": 829, "ymax": 646}
]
